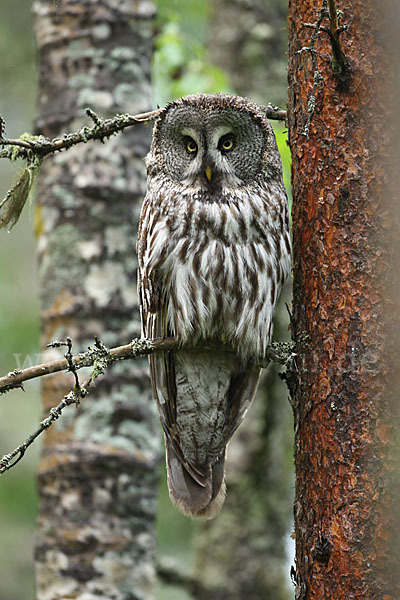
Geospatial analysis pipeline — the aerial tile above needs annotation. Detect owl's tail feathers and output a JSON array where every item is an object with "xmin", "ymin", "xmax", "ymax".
[{"xmin": 165, "ymin": 438, "xmax": 226, "ymax": 520}]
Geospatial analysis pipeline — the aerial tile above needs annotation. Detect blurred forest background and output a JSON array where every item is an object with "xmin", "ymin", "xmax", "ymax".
[{"xmin": 0, "ymin": 1, "xmax": 291, "ymax": 598}]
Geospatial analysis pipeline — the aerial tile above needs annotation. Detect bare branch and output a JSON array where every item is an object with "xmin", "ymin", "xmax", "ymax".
[
  {"xmin": 0, "ymin": 337, "xmax": 292, "ymax": 394},
  {"xmin": 0, "ymin": 336, "xmax": 293, "ymax": 475},
  {"xmin": 0, "ymin": 108, "xmax": 163, "ymax": 160},
  {"xmin": 1, "ymin": 138, "xmax": 33, "ymax": 150},
  {"xmin": 328, "ymin": 0, "xmax": 348, "ymax": 74},
  {"xmin": 0, "ymin": 336, "xmax": 178, "ymax": 394},
  {"xmin": 263, "ymin": 104, "xmax": 287, "ymax": 121}
]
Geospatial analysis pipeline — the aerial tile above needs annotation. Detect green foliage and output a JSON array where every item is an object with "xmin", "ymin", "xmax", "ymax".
[
  {"xmin": 273, "ymin": 123, "xmax": 292, "ymax": 203},
  {"xmin": 155, "ymin": 0, "xmax": 211, "ymax": 45},
  {"xmin": 153, "ymin": 2, "xmax": 232, "ymax": 105},
  {"xmin": 0, "ymin": 0, "xmax": 36, "ymax": 127},
  {"xmin": 0, "ymin": 471, "xmax": 38, "ymax": 522},
  {"xmin": 152, "ymin": 0, "xmax": 291, "ymax": 203}
]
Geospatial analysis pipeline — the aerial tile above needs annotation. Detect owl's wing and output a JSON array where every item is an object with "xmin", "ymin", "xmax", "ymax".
[
  {"xmin": 137, "ymin": 200, "xmax": 261, "ymax": 518},
  {"xmin": 137, "ymin": 220, "xmax": 207, "ymax": 490},
  {"xmin": 145, "ymin": 303, "xmax": 211, "ymax": 490},
  {"xmin": 162, "ymin": 346, "xmax": 261, "ymax": 518},
  {"xmin": 138, "ymin": 268, "xmax": 261, "ymax": 517}
]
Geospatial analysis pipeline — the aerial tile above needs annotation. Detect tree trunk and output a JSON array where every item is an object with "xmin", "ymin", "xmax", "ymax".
[
  {"xmin": 288, "ymin": 1, "xmax": 399, "ymax": 598},
  {"xmin": 194, "ymin": 313, "xmax": 292, "ymax": 600},
  {"xmin": 32, "ymin": 2, "xmax": 161, "ymax": 599},
  {"xmin": 194, "ymin": 2, "xmax": 293, "ymax": 598},
  {"xmin": 208, "ymin": 0, "xmax": 288, "ymax": 106}
]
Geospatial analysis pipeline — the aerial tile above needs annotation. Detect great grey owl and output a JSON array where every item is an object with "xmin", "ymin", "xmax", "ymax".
[{"xmin": 137, "ymin": 93, "xmax": 291, "ymax": 519}]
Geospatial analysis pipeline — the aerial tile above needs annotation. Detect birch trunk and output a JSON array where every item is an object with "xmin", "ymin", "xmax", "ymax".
[
  {"xmin": 208, "ymin": 0, "xmax": 288, "ymax": 105},
  {"xmin": 32, "ymin": 2, "xmax": 161, "ymax": 599}
]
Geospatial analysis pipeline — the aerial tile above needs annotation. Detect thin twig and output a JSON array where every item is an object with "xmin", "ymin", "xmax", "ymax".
[
  {"xmin": 47, "ymin": 337, "xmax": 85, "ymax": 402},
  {"xmin": 0, "ymin": 336, "xmax": 294, "ymax": 474},
  {"xmin": 0, "ymin": 108, "xmax": 163, "ymax": 159},
  {"xmin": 263, "ymin": 104, "xmax": 287, "ymax": 121},
  {"xmin": 0, "ymin": 390, "xmax": 77, "ymax": 473},
  {"xmin": 0, "ymin": 352, "xmax": 112, "ymax": 474},
  {"xmin": 0, "ymin": 338, "xmax": 160, "ymax": 473},
  {"xmin": 0, "ymin": 337, "xmax": 178, "ymax": 394},
  {"xmin": 328, "ymin": 0, "xmax": 348, "ymax": 74},
  {"xmin": 1, "ymin": 138, "xmax": 33, "ymax": 150}
]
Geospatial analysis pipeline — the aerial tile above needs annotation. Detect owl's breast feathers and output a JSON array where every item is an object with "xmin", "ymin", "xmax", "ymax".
[
  {"xmin": 137, "ymin": 178, "xmax": 290, "ymax": 518},
  {"xmin": 139, "ymin": 179, "xmax": 290, "ymax": 358}
]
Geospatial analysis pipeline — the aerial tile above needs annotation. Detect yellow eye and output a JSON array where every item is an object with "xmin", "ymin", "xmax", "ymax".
[
  {"xmin": 219, "ymin": 135, "xmax": 235, "ymax": 152},
  {"xmin": 222, "ymin": 139, "xmax": 234, "ymax": 150},
  {"xmin": 185, "ymin": 138, "xmax": 197, "ymax": 153}
]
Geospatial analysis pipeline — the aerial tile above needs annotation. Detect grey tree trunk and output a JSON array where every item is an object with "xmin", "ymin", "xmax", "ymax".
[
  {"xmin": 194, "ymin": 1, "xmax": 293, "ymax": 598},
  {"xmin": 32, "ymin": 2, "xmax": 161, "ymax": 599},
  {"xmin": 194, "ymin": 303, "xmax": 292, "ymax": 600},
  {"xmin": 208, "ymin": 0, "xmax": 288, "ymax": 106}
]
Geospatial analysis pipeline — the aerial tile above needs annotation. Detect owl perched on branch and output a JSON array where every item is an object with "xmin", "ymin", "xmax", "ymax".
[{"xmin": 137, "ymin": 93, "xmax": 291, "ymax": 519}]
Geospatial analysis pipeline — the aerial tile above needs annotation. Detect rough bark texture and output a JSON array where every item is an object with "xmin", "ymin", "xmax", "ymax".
[
  {"xmin": 32, "ymin": 2, "xmax": 161, "ymax": 599},
  {"xmin": 209, "ymin": 0, "xmax": 288, "ymax": 106},
  {"xmin": 288, "ymin": 1, "xmax": 399, "ymax": 598}
]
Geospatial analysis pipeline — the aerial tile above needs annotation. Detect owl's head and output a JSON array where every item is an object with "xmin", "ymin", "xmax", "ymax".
[{"xmin": 147, "ymin": 93, "xmax": 282, "ymax": 193}]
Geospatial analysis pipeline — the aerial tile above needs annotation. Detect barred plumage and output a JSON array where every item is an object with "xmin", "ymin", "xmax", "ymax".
[{"xmin": 137, "ymin": 94, "xmax": 290, "ymax": 518}]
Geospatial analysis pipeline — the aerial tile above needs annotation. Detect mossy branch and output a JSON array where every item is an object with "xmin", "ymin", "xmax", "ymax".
[
  {"xmin": 0, "ymin": 336, "xmax": 170, "ymax": 474},
  {"xmin": 0, "ymin": 108, "xmax": 162, "ymax": 160},
  {"xmin": 0, "ymin": 104, "xmax": 287, "ymax": 160},
  {"xmin": 0, "ymin": 336, "xmax": 176, "ymax": 394},
  {"xmin": 0, "ymin": 335, "xmax": 294, "ymax": 474},
  {"xmin": 0, "ymin": 336, "xmax": 291, "ymax": 394},
  {"xmin": 0, "ymin": 103, "xmax": 286, "ymax": 230}
]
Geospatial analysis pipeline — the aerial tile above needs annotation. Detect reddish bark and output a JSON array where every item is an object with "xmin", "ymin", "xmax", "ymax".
[{"xmin": 288, "ymin": 1, "xmax": 399, "ymax": 598}]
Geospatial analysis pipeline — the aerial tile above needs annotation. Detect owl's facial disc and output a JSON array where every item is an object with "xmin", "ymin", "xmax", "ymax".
[
  {"xmin": 156, "ymin": 104, "xmax": 266, "ymax": 192},
  {"xmin": 179, "ymin": 126, "xmax": 242, "ymax": 191},
  {"xmin": 179, "ymin": 127, "xmax": 205, "ymax": 185},
  {"xmin": 205, "ymin": 126, "xmax": 242, "ymax": 189}
]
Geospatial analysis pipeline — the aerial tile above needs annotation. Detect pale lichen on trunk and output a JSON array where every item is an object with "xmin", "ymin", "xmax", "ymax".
[{"xmin": 32, "ymin": 1, "xmax": 161, "ymax": 599}]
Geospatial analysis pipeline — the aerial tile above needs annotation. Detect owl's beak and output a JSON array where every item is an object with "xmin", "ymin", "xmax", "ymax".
[{"xmin": 205, "ymin": 165, "xmax": 212, "ymax": 182}]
